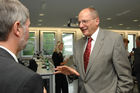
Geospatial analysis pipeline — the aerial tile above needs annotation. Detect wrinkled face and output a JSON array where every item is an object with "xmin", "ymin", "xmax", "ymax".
[
  {"xmin": 78, "ymin": 9, "xmax": 99, "ymax": 37},
  {"xmin": 19, "ymin": 19, "xmax": 30, "ymax": 51}
]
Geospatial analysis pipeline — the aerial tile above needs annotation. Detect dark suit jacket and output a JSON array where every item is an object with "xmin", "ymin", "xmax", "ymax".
[
  {"xmin": 0, "ymin": 48, "xmax": 43, "ymax": 93},
  {"xmin": 73, "ymin": 28, "xmax": 133, "ymax": 93},
  {"xmin": 134, "ymin": 48, "xmax": 140, "ymax": 74}
]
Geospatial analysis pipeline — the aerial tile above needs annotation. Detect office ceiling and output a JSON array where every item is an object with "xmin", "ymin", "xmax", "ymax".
[{"xmin": 20, "ymin": 0, "xmax": 140, "ymax": 30}]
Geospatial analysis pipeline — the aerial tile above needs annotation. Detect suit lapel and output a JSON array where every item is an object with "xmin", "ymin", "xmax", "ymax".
[
  {"xmin": 85, "ymin": 29, "xmax": 105, "ymax": 75},
  {"xmin": 78, "ymin": 37, "xmax": 87, "ymax": 76}
]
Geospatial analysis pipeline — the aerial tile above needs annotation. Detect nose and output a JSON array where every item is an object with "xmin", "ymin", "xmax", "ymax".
[{"xmin": 79, "ymin": 22, "xmax": 84, "ymax": 28}]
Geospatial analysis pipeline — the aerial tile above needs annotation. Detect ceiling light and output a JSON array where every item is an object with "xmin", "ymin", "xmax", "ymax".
[
  {"xmin": 133, "ymin": 19, "xmax": 139, "ymax": 22},
  {"xmin": 108, "ymin": 26, "xmax": 112, "ymax": 28},
  {"xmin": 106, "ymin": 18, "xmax": 112, "ymax": 20},
  {"xmin": 126, "ymin": 27, "xmax": 131, "ymax": 29},
  {"xmin": 38, "ymin": 24, "xmax": 42, "ymax": 26},
  {"xmin": 118, "ymin": 24, "xmax": 123, "ymax": 26},
  {"xmin": 39, "ymin": 13, "xmax": 44, "ymax": 16},
  {"xmin": 38, "ymin": 19, "xmax": 43, "ymax": 22}
]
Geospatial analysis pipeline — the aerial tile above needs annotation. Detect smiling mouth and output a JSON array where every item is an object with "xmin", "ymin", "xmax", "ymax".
[{"xmin": 81, "ymin": 28, "xmax": 87, "ymax": 32}]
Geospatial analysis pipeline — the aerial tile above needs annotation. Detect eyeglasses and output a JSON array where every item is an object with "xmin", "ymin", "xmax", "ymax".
[{"xmin": 78, "ymin": 19, "xmax": 96, "ymax": 25}]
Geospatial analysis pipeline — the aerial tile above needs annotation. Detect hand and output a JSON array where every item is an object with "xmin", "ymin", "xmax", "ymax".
[
  {"xmin": 130, "ymin": 52, "xmax": 134, "ymax": 56},
  {"xmin": 60, "ymin": 62, "xmax": 65, "ymax": 65},
  {"xmin": 60, "ymin": 58, "xmax": 69, "ymax": 66},
  {"xmin": 43, "ymin": 87, "xmax": 47, "ymax": 93},
  {"xmin": 60, "ymin": 58, "xmax": 69, "ymax": 65},
  {"xmin": 54, "ymin": 65, "xmax": 80, "ymax": 76}
]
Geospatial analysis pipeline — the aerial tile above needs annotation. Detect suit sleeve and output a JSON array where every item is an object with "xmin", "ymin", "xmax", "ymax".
[
  {"xmin": 113, "ymin": 35, "xmax": 133, "ymax": 93},
  {"xmin": 22, "ymin": 74, "xmax": 43, "ymax": 93},
  {"xmin": 71, "ymin": 41, "xmax": 78, "ymax": 70}
]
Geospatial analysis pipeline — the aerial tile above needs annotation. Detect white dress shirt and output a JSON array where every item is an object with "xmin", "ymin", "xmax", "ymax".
[{"xmin": 84, "ymin": 27, "xmax": 99, "ymax": 55}]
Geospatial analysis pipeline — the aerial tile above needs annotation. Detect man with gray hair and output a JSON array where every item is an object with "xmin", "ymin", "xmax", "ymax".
[{"xmin": 0, "ymin": 0, "xmax": 44, "ymax": 93}]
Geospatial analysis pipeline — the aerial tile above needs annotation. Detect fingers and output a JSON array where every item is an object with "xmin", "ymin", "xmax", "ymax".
[
  {"xmin": 54, "ymin": 66, "xmax": 64, "ymax": 71},
  {"xmin": 54, "ymin": 66, "xmax": 64, "ymax": 74},
  {"xmin": 54, "ymin": 71, "xmax": 62, "ymax": 74},
  {"xmin": 68, "ymin": 67, "xmax": 80, "ymax": 76},
  {"xmin": 72, "ymin": 69, "xmax": 80, "ymax": 76},
  {"xmin": 54, "ymin": 65, "xmax": 80, "ymax": 76},
  {"xmin": 43, "ymin": 87, "xmax": 47, "ymax": 93}
]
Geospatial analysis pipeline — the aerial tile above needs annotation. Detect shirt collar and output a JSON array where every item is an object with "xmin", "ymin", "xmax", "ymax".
[
  {"xmin": 90, "ymin": 27, "xmax": 99, "ymax": 41},
  {"xmin": 0, "ymin": 46, "xmax": 18, "ymax": 63}
]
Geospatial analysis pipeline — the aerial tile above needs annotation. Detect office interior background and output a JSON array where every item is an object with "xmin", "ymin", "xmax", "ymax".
[
  {"xmin": 19, "ymin": 0, "xmax": 140, "ymax": 59},
  {"xmin": 16, "ymin": 0, "xmax": 140, "ymax": 93}
]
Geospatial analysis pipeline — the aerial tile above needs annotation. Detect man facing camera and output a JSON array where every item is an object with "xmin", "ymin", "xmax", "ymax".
[
  {"xmin": 55, "ymin": 7, "xmax": 133, "ymax": 93},
  {"xmin": 0, "ymin": 0, "xmax": 44, "ymax": 93}
]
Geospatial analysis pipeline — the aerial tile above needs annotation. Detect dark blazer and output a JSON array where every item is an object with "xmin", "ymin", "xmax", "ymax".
[
  {"xmin": 134, "ymin": 48, "xmax": 140, "ymax": 73},
  {"xmin": 0, "ymin": 48, "xmax": 43, "ymax": 93},
  {"xmin": 73, "ymin": 28, "xmax": 133, "ymax": 93}
]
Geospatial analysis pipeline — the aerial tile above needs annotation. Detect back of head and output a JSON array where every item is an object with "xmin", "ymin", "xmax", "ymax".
[{"xmin": 0, "ymin": 0, "xmax": 29, "ymax": 41}]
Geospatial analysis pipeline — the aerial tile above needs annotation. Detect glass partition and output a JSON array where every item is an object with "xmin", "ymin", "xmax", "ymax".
[
  {"xmin": 22, "ymin": 32, "xmax": 36, "ymax": 57},
  {"xmin": 42, "ymin": 32, "xmax": 55, "ymax": 56},
  {"xmin": 128, "ymin": 34, "xmax": 136, "ymax": 52},
  {"xmin": 62, "ymin": 33, "xmax": 74, "ymax": 56}
]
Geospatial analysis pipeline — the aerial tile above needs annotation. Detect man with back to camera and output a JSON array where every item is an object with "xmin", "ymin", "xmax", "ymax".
[
  {"xmin": 0, "ymin": 0, "xmax": 45, "ymax": 93},
  {"xmin": 54, "ymin": 7, "xmax": 134, "ymax": 93}
]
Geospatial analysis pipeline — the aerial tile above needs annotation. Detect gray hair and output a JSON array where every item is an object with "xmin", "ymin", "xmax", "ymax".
[{"xmin": 0, "ymin": 0, "xmax": 29, "ymax": 41}]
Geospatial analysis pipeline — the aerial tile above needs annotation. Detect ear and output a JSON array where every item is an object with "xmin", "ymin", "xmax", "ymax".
[
  {"xmin": 95, "ymin": 17, "xmax": 100, "ymax": 25},
  {"xmin": 12, "ymin": 21, "xmax": 22, "ymax": 37}
]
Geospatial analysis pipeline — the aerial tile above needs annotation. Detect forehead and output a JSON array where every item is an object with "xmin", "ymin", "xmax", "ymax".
[{"xmin": 78, "ymin": 9, "xmax": 93, "ymax": 20}]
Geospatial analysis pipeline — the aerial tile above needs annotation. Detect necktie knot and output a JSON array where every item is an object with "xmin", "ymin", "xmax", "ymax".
[{"xmin": 88, "ymin": 37, "xmax": 92, "ymax": 42}]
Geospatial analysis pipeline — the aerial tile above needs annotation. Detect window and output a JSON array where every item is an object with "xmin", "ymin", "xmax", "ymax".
[
  {"xmin": 128, "ymin": 34, "xmax": 136, "ymax": 52},
  {"xmin": 22, "ymin": 32, "xmax": 36, "ymax": 57},
  {"xmin": 42, "ymin": 32, "xmax": 55, "ymax": 55},
  {"xmin": 62, "ymin": 33, "xmax": 74, "ymax": 56}
]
